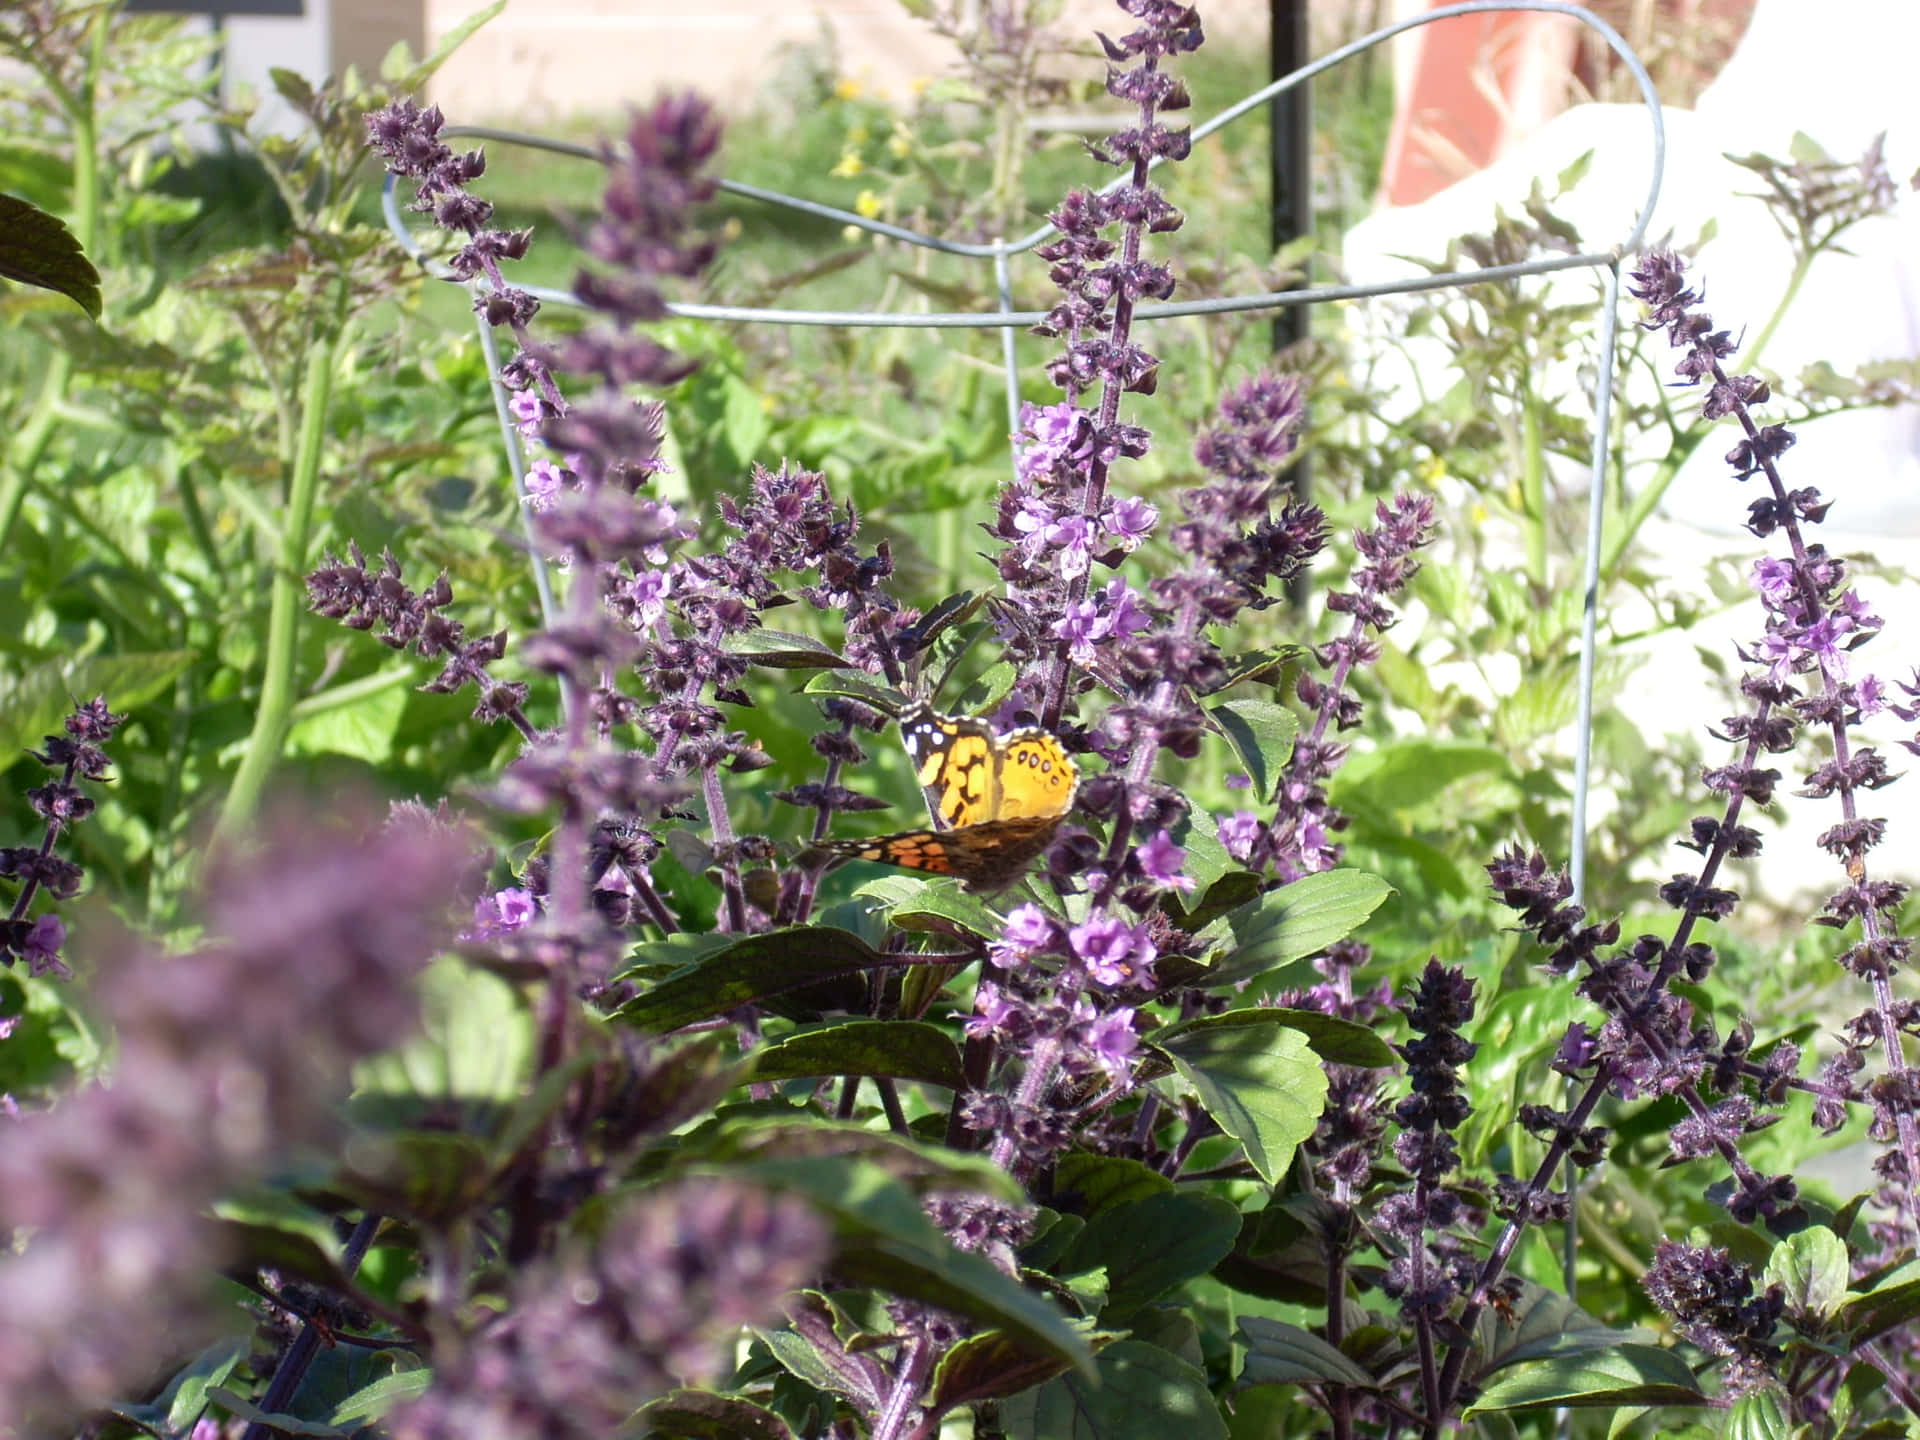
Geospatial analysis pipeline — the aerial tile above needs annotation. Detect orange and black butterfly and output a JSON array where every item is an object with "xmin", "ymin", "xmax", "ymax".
[{"xmin": 818, "ymin": 703, "xmax": 1079, "ymax": 890}]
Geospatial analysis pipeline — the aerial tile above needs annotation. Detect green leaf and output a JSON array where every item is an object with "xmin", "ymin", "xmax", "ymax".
[
  {"xmin": 1209, "ymin": 699, "xmax": 1297, "ymax": 801},
  {"xmin": 1236, "ymin": 1316, "xmax": 1376, "ymax": 1387},
  {"xmin": 336, "ymin": 1129, "xmax": 495, "ymax": 1225},
  {"xmin": 1050, "ymin": 1153, "xmax": 1173, "ymax": 1217},
  {"xmin": 211, "ymin": 1189, "xmax": 345, "ymax": 1287},
  {"xmin": 1205, "ymin": 647, "xmax": 1300, "ymax": 694},
  {"xmin": 727, "ymin": 629, "xmax": 849, "ymax": 669},
  {"xmin": 327, "ymin": 1366, "xmax": 432, "ymax": 1426},
  {"xmin": 1475, "ymin": 1284, "xmax": 1649, "ymax": 1377},
  {"xmin": 1210, "ymin": 872, "xmax": 1394, "ymax": 992},
  {"xmin": 398, "ymin": 0, "xmax": 506, "ymax": 86},
  {"xmin": 153, "ymin": 1338, "xmax": 248, "ymax": 1435},
  {"xmin": 722, "ymin": 373, "xmax": 771, "ymax": 465},
  {"xmin": 731, "ymin": 1156, "xmax": 1091, "ymax": 1374},
  {"xmin": 1057, "ymin": 1191, "xmax": 1243, "ymax": 1320},
  {"xmin": 351, "ymin": 957, "xmax": 535, "ymax": 1123},
  {"xmin": 636, "ymin": 1388, "xmax": 798, "ymax": 1440},
  {"xmin": 0, "ymin": 193, "xmax": 101, "ymax": 317},
  {"xmin": 753, "ymin": 1020, "xmax": 964, "ymax": 1090},
  {"xmin": 1725, "ymin": 1388, "xmax": 1790, "ymax": 1440},
  {"xmin": 928, "ymin": 1330, "xmax": 1081, "ymax": 1418},
  {"xmin": 1840, "ymin": 1266, "xmax": 1920, "ymax": 1345},
  {"xmin": 1767, "ymin": 1226, "xmax": 1850, "ymax": 1323},
  {"xmin": 0, "ymin": 652, "xmax": 195, "ymax": 762},
  {"xmin": 997, "ymin": 1339, "xmax": 1227, "ymax": 1440},
  {"xmin": 1155, "ymin": 1021, "xmax": 1328, "ymax": 1184},
  {"xmin": 1164, "ymin": 1007, "xmax": 1395, "ymax": 1069},
  {"xmin": 1330, "ymin": 740, "xmax": 1511, "ymax": 816},
  {"xmin": 1462, "ymin": 1345, "xmax": 1706, "ymax": 1416},
  {"xmin": 803, "ymin": 671, "xmax": 907, "ymax": 714},
  {"xmin": 853, "ymin": 874, "xmax": 1002, "ymax": 940},
  {"xmin": 286, "ymin": 671, "xmax": 410, "ymax": 762},
  {"xmin": 616, "ymin": 927, "xmax": 888, "ymax": 1033},
  {"xmin": 207, "ymin": 1388, "xmax": 351, "ymax": 1438}
]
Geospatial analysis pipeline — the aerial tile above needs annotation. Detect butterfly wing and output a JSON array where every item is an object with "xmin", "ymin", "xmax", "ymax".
[
  {"xmin": 991, "ymin": 729, "xmax": 1078, "ymax": 821},
  {"xmin": 900, "ymin": 703, "xmax": 1000, "ymax": 829}
]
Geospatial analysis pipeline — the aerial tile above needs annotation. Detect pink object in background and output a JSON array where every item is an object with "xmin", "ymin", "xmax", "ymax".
[{"xmin": 1378, "ymin": 3, "xmax": 1581, "ymax": 206}]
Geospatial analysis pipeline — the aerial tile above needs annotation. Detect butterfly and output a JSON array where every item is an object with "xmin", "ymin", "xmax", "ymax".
[{"xmin": 818, "ymin": 703, "xmax": 1080, "ymax": 890}]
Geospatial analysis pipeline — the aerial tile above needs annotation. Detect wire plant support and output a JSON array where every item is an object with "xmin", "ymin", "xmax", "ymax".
[{"xmin": 382, "ymin": 0, "xmax": 1666, "ymax": 918}]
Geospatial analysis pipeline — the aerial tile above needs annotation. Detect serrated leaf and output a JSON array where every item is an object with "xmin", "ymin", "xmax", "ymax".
[
  {"xmin": 327, "ymin": 1366, "xmax": 431, "ymax": 1426},
  {"xmin": 1050, "ymin": 1152, "xmax": 1173, "ymax": 1217},
  {"xmin": 852, "ymin": 874, "xmax": 1001, "ymax": 940},
  {"xmin": 0, "ymin": 193, "xmax": 101, "ymax": 317},
  {"xmin": 1155, "ymin": 1022, "xmax": 1327, "ymax": 1184},
  {"xmin": 1475, "ymin": 1284, "xmax": 1648, "ymax": 1377},
  {"xmin": 727, "ymin": 629, "xmax": 849, "ymax": 669},
  {"xmin": 153, "ymin": 1338, "xmax": 248, "ymax": 1435},
  {"xmin": 1236, "ymin": 1315, "xmax": 1377, "ymax": 1387},
  {"xmin": 928, "ymin": 1330, "xmax": 1080, "ymax": 1416},
  {"xmin": 1205, "ymin": 646, "xmax": 1299, "ymax": 694},
  {"xmin": 1766, "ymin": 1226, "xmax": 1850, "ymax": 1325},
  {"xmin": 1209, "ymin": 699, "xmax": 1297, "ymax": 802},
  {"xmin": 636, "ymin": 1388, "xmax": 797, "ymax": 1440},
  {"xmin": 1160, "ymin": 1006, "xmax": 1394, "ymax": 1070},
  {"xmin": 1462, "ymin": 1345, "xmax": 1706, "ymax": 1416},
  {"xmin": 207, "ymin": 1389, "xmax": 351, "ymax": 1438},
  {"xmin": 1841, "ymin": 1268, "xmax": 1920, "ymax": 1345},
  {"xmin": 616, "ymin": 926, "xmax": 887, "ymax": 1032},
  {"xmin": 730, "ymin": 1156, "xmax": 1090, "ymax": 1374},
  {"xmin": 753, "ymin": 1020, "xmax": 963, "ymax": 1090},
  {"xmin": 997, "ymin": 1339, "xmax": 1227, "ymax": 1440},
  {"xmin": 803, "ymin": 670, "xmax": 907, "ymax": 713},
  {"xmin": 1210, "ymin": 872, "xmax": 1394, "ymax": 992},
  {"xmin": 286, "ymin": 674, "xmax": 409, "ymax": 762},
  {"xmin": 1057, "ymin": 1191, "xmax": 1243, "ymax": 1319},
  {"xmin": 901, "ymin": 590, "xmax": 984, "ymax": 652}
]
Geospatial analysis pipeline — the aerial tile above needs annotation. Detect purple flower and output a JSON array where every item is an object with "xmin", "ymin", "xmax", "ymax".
[
  {"xmin": 1751, "ymin": 556, "xmax": 1794, "ymax": 606},
  {"xmin": 1068, "ymin": 913, "xmax": 1156, "ymax": 989},
  {"xmin": 1013, "ymin": 400, "xmax": 1091, "ymax": 485},
  {"xmin": 1218, "ymin": 809, "xmax": 1263, "ymax": 862},
  {"xmin": 1103, "ymin": 495, "xmax": 1159, "ymax": 549},
  {"xmin": 1053, "ymin": 599, "xmax": 1104, "ymax": 665},
  {"xmin": 1046, "ymin": 513, "xmax": 1095, "ymax": 579},
  {"xmin": 524, "ymin": 458, "xmax": 565, "ymax": 509},
  {"xmin": 965, "ymin": 985, "xmax": 1021, "ymax": 1040},
  {"xmin": 1075, "ymin": 1001, "xmax": 1140, "ymax": 1079},
  {"xmin": 19, "ymin": 914, "xmax": 67, "ymax": 979},
  {"xmin": 1135, "ymin": 830, "xmax": 1193, "ymax": 891},
  {"xmin": 469, "ymin": 887, "xmax": 538, "ymax": 940},
  {"xmin": 992, "ymin": 904, "xmax": 1058, "ymax": 965}
]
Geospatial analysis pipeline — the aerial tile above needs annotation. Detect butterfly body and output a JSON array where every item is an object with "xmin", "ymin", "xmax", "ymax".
[{"xmin": 821, "ymin": 704, "xmax": 1078, "ymax": 889}]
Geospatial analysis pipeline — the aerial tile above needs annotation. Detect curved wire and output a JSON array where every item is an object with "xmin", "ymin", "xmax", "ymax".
[{"xmin": 382, "ymin": 0, "xmax": 1666, "ymax": 327}]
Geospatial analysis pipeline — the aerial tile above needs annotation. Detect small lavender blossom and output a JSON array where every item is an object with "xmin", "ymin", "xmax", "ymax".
[
  {"xmin": 468, "ymin": 887, "xmax": 538, "ymax": 940},
  {"xmin": 1068, "ymin": 912, "xmax": 1157, "ymax": 989},
  {"xmin": 1, "ymin": 696, "xmax": 123, "ymax": 977},
  {"xmin": 1134, "ymin": 829, "xmax": 1192, "ymax": 891}
]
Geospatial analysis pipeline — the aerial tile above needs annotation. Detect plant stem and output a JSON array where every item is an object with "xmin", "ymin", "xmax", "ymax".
[
  {"xmin": 238, "ymin": 1212, "xmax": 382, "ymax": 1440},
  {"xmin": 217, "ymin": 292, "xmax": 348, "ymax": 839}
]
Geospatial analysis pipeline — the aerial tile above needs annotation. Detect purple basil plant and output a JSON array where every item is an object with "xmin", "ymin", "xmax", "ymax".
[{"xmin": 8, "ymin": 2, "xmax": 1920, "ymax": 1437}]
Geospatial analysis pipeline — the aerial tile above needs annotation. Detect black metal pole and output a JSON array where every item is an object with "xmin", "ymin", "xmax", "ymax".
[{"xmin": 1270, "ymin": 0, "xmax": 1312, "ymax": 604}]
